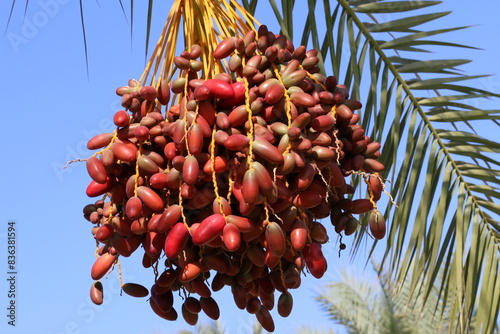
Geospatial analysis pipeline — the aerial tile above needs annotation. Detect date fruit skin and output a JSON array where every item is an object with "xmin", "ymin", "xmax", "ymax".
[
  {"xmin": 164, "ymin": 223, "xmax": 189, "ymax": 259},
  {"xmin": 192, "ymin": 214, "xmax": 226, "ymax": 246},
  {"xmin": 91, "ymin": 253, "xmax": 117, "ymax": 280},
  {"xmin": 369, "ymin": 211, "xmax": 386, "ymax": 240}
]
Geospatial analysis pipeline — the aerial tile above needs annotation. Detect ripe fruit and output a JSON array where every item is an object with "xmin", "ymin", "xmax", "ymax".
[
  {"xmin": 86, "ymin": 157, "xmax": 108, "ymax": 184},
  {"xmin": 122, "ymin": 283, "xmax": 149, "ymax": 297},
  {"xmin": 265, "ymin": 222, "xmax": 286, "ymax": 257},
  {"xmin": 290, "ymin": 220, "xmax": 307, "ymax": 251},
  {"xmin": 350, "ymin": 199, "xmax": 374, "ymax": 214},
  {"xmin": 277, "ymin": 292, "xmax": 293, "ymax": 317},
  {"xmin": 200, "ymin": 297, "xmax": 220, "ymax": 320},
  {"xmin": 90, "ymin": 281, "xmax": 104, "ymax": 305},
  {"xmin": 87, "ymin": 133, "xmax": 113, "ymax": 150},
  {"xmin": 182, "ymin": 156, "xmax": 200, "ymax": 186},
  {"xmin": 164, "ymin": 223, "xmax": 189, "ymax": 259},
  {"xmin": 242, "ymin": 169, "xmax": 260, "ymax": 204},
  {"xmin": 136, "ymin": 186, "xmax": 164, "ymax": 211},
  {"xmin": 85, "ymin": 177, "xmax": 116, "ymax": 197},
  {"xmin": 203, "ymin": 79, "xmax": 235, "ymax": 99},
  {"xmin": 91, "ymin": 253, "xmax": 117, "ymax": 280},
  {"xmin": 369, "ymin": 210, "xmax": 386, "ymax": 239},
  {"xmin": 222, "ymin": 223, "xmax": 241, "ymax": 252},
  {"xmin": 178, "ymin": 262, "xmax": 202, "ymax": 283},
  {"xmin": 192, "ymin": 214, "xmax": 226, "ymax": 245},
  {"xmin": 111, "ymin": 140, "xmax": 138, "ymax": 162},
  {"xmin": 125, "ymin": 196, "xmax": 142, "ymax": 220},
  {"xmin": 81, "ymin": 25, "xmax": 388, "ymax": 329},
  {"xmin": 303, "ymin": 243, "xmax": 327, "ymax": 279}
]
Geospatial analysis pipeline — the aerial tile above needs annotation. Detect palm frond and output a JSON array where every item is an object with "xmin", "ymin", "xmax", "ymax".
[
  {"xmin": 262, "ymin": 0, "xmax": 500, "ymax": 332},
  {"xmin": 295, "ymin": 325, "xmax": 339, "ymax": 334},
  {"xmin": 378, "ymin": 262, "xmax": 450, "ymax": 334},
  {"xmin": 145, "ymin": 0, "xmax": 154, "ymax": 61},
  {"xmin": 78, "ymin": 0, "xmax": 89, "ymax": 78},
  {"xmin": 315, "ymin": 270, "xmax": 380, "ymax": 333},
  {"xmin": 4, "ymin": 0, "xmax": 18, "ymax": 33},
  {"xmin": 316, "ymin": 263, "xmax": 473, "ymax": 334},
  {"xmin": 178, "ymin": 320, "xmax": 266, "ymax": 334},
  {"xmin": 178, "ymin": 320, "xmax": 227, "ymax": 334}
]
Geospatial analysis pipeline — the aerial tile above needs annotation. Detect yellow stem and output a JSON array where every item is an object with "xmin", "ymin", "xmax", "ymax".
[
  {"xmin": 179, "ymin": 188, "xmax": 189, "ymax": 229},
  {"xmin": 138, "ymin": 0, "xmax": 260, "ymax": 86},
  {"xmin": 278, "ymin": 261, "xmax": 288, "ymax": 292},
  {"xmin": 116, "ymin": 258, "xmax": 123, "ymax": 287},
  {"xmin": 211, "ymin": 123, "xmax": 226, "ymax": 216},
  {"xmin": 364, "ymin": 174, "xmax": 378, "ymax": 211},
  {"xmin": 133, "ymin": 143, "xmax": 143, "ymax": 197},
  {"xmin": 241, "ymin": 60, "xmax": 255, "ymax": 169}
]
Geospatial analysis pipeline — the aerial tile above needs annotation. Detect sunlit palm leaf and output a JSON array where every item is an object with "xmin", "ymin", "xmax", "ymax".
[
  {"xmin": 378, "ymin": 26, "xmax": 471, "ymax": 50},
  {"xmin": 313, "ymin": 266, "xmax": 455, "ymax": 334},
  {"xmin": 178, "ymin": 320, "xmax": 226, "ymax": 334},
  {"xmin": 178, "ymin": 320, "xmax": 266, "ymax": 334},
  {"xmin": 241, "ymin": 0, "xmax": 259, "ymax": 15},
  {"xmin": 315, "ymin": 272, "xmax": 379, "ymax": 333},
  {"xmin": 352, "ymin": 1, "xmax": 441, "ymax": 13},
  {"xmin": 427, "ymin": 109, "xmax": 500, "ymax": 122},
  {"xmin": 4, "ymin": 0, "xmax": 18, "ymax": 32},
  {"xmin": 145, "ymin": 0, "xmax": 154, "ymax": 61},
  {"xmin": 78, "ymin": 0, "xmax": 89, "ymax": 78},
  {"xmin": 264, "ymin": 1, "xmax": 500, "ymax": 333},
  {"xmin": 397, "ymin": 59, "xmax": 471, "ymax": 73},
  {"xmin": 117, "ymin": 0, "xmax": 128, "ymax": 23},
  {"xmin": 130, "ymin": 0, "xmax": 134, "ymax": 45},
  {"xmin": 296, "ymin": 326, "xmax": 338, "ymax": 334},
  {"xmin": 366, "ymin": 11, "xmax": 450, "ymax": 33}
]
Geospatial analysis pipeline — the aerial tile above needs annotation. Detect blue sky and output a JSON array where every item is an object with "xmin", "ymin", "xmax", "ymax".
[{"xmin": 0, "ymin": 1, "xmax": 499, "ymax": 334}]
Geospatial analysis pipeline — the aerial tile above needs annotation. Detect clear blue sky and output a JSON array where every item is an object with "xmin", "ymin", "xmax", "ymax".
[{"xmin": 0, "ymin": 1, "xmax": 499, "ymax": 334}]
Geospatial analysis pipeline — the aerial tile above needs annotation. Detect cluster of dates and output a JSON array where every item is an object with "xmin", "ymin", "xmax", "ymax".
[{"xmin": 83, "ymin": 26, "xmax": 386, "ymax": 332}]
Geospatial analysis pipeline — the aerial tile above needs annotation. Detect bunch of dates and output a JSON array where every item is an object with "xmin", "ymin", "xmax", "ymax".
[{"xmin": 83, "ymin": 26, "xmax": 386, "ymax": 332}]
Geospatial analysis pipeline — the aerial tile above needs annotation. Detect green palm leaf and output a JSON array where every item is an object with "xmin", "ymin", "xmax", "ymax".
[
  {"xmin": 266, "ymin": 1, "xmax": 499, "ymax": 333},
  {"xmin": 396, "ymin": 59, "xmax": 471, "ymax": 73},
  {"xmin": 352, "ymin": 1, "xmax": 442, "ymax": 13},
  {"xmin": 177, "ymin": 320, "xmax": 226, "ymax": 334},
  {"xmin": 177, "ymin": 320, "xmax": 267, "ymax": 334},
  {"xmin": 312, "ymin": 265, "xmax": 455, "ymax": 334},
  {"xmin": 366, "ymin": 11, "xmax": 450, "ymax": 33},
  {"xmin": 315, "ymin": 272, "xmax": 379, "ymax": 333}
]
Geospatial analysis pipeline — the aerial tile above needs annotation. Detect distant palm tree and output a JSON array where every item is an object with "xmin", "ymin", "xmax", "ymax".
[
  {"xmin": 298, "ymin": 263, "xmax": 473, "ymax": 334},
  {"xmin": 178, "ymin": 320, "xmax": 266, "ymax": 334},
  {"xmin": 178, "ymin": 321, "xmax": 226, "ymax": 334},
  {"xmin": 180, "ymin": 265, "xmax": 484, "ymax": 334}
]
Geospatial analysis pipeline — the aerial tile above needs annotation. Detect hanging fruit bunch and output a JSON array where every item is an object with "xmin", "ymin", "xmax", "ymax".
[{"xmin": 81, "ymin": 0, "xmax": 387, "ymax": 331}]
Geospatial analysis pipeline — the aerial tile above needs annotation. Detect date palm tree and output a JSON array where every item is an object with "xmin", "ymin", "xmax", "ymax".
[
  {"xmin": 10, "ymin": 0, "xmax": 499, "ymax": 332},
  {"xmin": 177, "ymin": 321, "xmax": 266, "ymax": 334}
]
